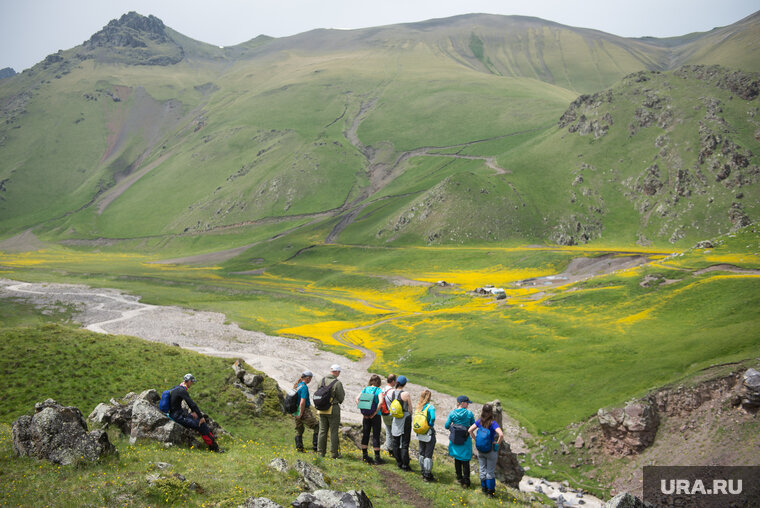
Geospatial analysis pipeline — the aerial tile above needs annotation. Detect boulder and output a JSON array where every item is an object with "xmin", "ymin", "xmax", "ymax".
[
  {"xmin": 488, "ymin": 400, "xmax": 525, "ymax": 488},
  {"xmin": 129, "ymin": 395, "xmax": 196, "ymax": 446},
  {"xmin": 12, "ymin": 399, "xmax": 117, "ymax": 465},
  {"xmin": 291, "ymin": 490, "xmax": 373, "ymax": 508},
  {"xmin": 574, "ymin": 435, "xmax": 585, "ymax": 449},
  {"xmin": 293, "ymin": 459, "xmax": 328, "ymax": 491},
  {"xmin": 239, "ymin": 498, "xmax": 284, "ymax": 508},
  {"xmin": 597, "ymin": 401, "xmax": 658, "ymax": 456},
  {"xmin": 739, "ymin": 368, "xmax": 760, "ymax": 410},
  {"xmin": 267, "ymin": 458, "xmax": 327, "ymax": 491},
  {"xmin": 603, "ymin": 492, "xmax": 652, "ymax": 508},
  {"xmin": 232, "ymin": 359, "xmax": 281, "ymax": 414},
  {"xmin": 89, "ymin": 388, "xmax": 221, "ymax": 447}
]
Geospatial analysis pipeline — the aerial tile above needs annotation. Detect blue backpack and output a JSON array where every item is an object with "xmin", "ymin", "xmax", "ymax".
[
  {"xmin": 158, "ymin": 388, "xmax": 173, "ymax": 413},
  {"xmin": 475, "ymin": 424, "xmax": 493, "ymax": 453}
]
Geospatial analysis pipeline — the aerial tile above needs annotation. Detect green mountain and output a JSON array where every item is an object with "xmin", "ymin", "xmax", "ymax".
[{"xmin": 0, "ymin": 11, "xmax": 758, "ymax": 249}]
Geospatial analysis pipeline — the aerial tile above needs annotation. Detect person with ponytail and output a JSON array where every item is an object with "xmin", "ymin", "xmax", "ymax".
[
  {"xmin": 355, "ymin": 374, "xmax": 385, "ymax": 464},
  {"xmin": 468, "ymin": 403, "xmax": 503, "ymax": 496},
  {"xmin": 414, "ymin": 390, "xmax": 436, "ymax": 482},
  {"xmin": 293, "ymin": 370, "xmax": 319, "ymax": 452}
]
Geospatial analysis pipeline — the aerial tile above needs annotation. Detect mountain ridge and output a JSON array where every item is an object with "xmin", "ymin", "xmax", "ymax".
[{"xmin": 0, "ymin": 11, "xmax": 758, "ymax": 249}]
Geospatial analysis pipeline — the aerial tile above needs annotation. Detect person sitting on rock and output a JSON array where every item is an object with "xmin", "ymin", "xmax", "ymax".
[{"xmin": 169, "ymin": 373, "xmax": 223, "ymax": 453}]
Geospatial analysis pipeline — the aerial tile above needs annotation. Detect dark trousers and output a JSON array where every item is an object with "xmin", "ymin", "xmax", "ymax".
[
  {"xmin": 171, "ymin": 411, "xmax": 217, "ymax": 449},
  {"xmin": 390, "ymin": 416, "xmax": 412, "ymax": 467},
  {"xmin": 455, "ymin": 459, "xmax": 471, "ymax": 485},
  {"xmin": 361, "ymin": 414, "xmax": 382, "ymax": 449}
]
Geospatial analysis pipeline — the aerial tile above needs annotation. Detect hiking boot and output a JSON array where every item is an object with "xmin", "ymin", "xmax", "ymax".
[
  {"xmin": 373, "ymin": 455, "xmax": 386, "ymax": 465},
  {"xmin": 362, "ymin": 455, "xmax": 375, "ymax": 465},
  {"xmin": 331, "ymin": 453, "xmax": 342, "ymax": 459},
  {"xmin": 423, "ymin": 473, "xmax": 436, "ymax": 483},
  {"xmin": 400, "ymin": 464, "xmax": 412, "ymax": 472}
]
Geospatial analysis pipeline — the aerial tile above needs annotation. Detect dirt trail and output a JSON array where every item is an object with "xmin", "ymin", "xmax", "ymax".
[{"xmin": 0, "ymin": 278, "xmax": 527, "ymax": 453}]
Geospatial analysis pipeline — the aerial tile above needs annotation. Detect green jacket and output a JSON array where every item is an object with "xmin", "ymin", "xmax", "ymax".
[{"xmin": 321, "ymin": 374, "xmax": 345, "ymax": 406}]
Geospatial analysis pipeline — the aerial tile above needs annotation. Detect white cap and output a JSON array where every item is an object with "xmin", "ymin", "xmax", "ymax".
[{"xmin": 330, "ymin": 364, "xmax": 342, "ymax": 372}]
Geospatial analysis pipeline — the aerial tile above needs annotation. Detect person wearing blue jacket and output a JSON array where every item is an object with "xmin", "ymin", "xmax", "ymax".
[
  {"xmin": 444, "ymin": 395, "xmax": 475, "ymax": 488},
  {"xmin": 293, "ymin": 370, "xmax": 319, "ymax": 452},
  {"xmin": 414, "ymin": 390, "xmax": 436, "ymax": 482}
]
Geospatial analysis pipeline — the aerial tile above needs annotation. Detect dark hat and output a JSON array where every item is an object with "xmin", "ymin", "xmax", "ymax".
[{"xmin": 457, "ymin": 395, "xmax": 471, "ymax": 404}]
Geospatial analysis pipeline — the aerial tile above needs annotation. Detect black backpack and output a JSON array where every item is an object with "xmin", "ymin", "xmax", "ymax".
[
  {"xmin": 312, "ymin": 378, "xmax": 338, "ymax": 411},
  {"xmin": 283, "ymin": 388, "xmax": 299, "ymax": 414}
]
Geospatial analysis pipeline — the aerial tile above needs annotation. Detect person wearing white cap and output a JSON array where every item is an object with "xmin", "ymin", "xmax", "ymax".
[
  {"xmin": 293, "ymin": 370, "xmax": 319, "ymax": 452},
  {"xmin": 315, "ymin": 364, "xmax": 345, "ymax": 458}
]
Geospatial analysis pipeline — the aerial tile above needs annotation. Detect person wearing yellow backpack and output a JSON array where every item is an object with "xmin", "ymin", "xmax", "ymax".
[
  {"xmin": 413, "ymin": 390, "xmax": 436, "ymax": 482},
  {"xmin": 389, "ymin": 375, "xmax": 412, "ymax": 471}
]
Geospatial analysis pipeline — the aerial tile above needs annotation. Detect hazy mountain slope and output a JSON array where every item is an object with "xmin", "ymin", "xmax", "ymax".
[{"xmin": 0, "ymin": 11, "xmax": 758, "ymax": 248}]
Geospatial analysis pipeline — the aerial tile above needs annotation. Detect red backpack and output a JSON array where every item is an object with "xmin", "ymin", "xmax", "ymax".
[{"xmin": 380, "ymin": 387, "xmax": 392, "ymax": 415}]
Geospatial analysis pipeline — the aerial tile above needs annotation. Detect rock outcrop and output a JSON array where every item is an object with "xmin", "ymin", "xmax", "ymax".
[
  {"xmin": 597, "ymin": 401, "xmax": 659, "ymax": 456},
  {"xmin": 89, "ymin": 389, "xmax": 222, "ymax": 447},
  {"xmin": 12, "ymin": 399, "xmax": 116, "ymax": 465},
  {"xmin": 489, "ymin": 399, "xmax": 525, "ymax": 488},
  {"xmin": 737, "ymin": 368, "xmax": 760, "ymax": 411},
  {"xmin": 604, "ymin": 492, "xmax": 652, "ymax": 508},
  {"xmin": 232, "ymin": 359, "xmax": 279, "ymax": 415},
  {"xmin": 292, "ymin": 490, "xmax": 373, "ymax": 508},
  {"xmin": 267, "ymin": 458, "xmax": 327, "ymax": 492}
]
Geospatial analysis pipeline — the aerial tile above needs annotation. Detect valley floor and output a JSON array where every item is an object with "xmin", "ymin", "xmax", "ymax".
[{"xmin": 0, "ymin": 278, "xmax": 528, "ymax": 453}]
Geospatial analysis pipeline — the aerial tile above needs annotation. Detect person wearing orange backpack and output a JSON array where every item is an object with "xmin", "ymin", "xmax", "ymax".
[
  {"xmin": 380, "ymin": 374, "xmax": 397, "ymax": 457},
  {"xmin": 413, "ymin": 390, "xmax": 436, "ymax": 482}
]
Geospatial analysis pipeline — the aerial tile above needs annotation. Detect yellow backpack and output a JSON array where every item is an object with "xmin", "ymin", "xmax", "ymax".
[
  {"xmin": 412, "ymin": 406, "xmax": 430, "ymax": 434},
  {"xmin": 389, "ymin": 391, "xmax": 404, "ymax": 419}
]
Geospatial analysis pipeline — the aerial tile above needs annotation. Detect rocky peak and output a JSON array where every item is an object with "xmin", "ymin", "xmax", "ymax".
[
  {"xmin": 0, "ymin": 67, "xmax": 16, "ymax": 79},
  {"xmin": 81, "ymin": 12, "xmax": 183, "ymax": 66},
  {"xmin": 85, "ymin": 12, "xmax": 171, "ymax": 49}
]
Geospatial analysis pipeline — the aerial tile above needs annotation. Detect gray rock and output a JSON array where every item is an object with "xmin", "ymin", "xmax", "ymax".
[
  {"xmin": 294, "ymin": 459, "xmax": 327, "ymax": 491},
  {"xmin": 604, "ymin": 492, "xmax": 652, "ymax": 508},
  {"xmin": 239, "ymin": 498, "xmax": 284, "ymax": 508},
  {"xmin": 740, "ymin": 368, "xmax": 760, "ymax": 410},
  {"xmin": 488, "ymin": 400, "xmax": 525, "ymax": 488},
  {"xmin": 268, "ymin": 457, "xmax": 289, "ymax": 473},
  {"xmin": 12, "ymin": 399, "xmax": 117, "ymax": 465},
  {"xmin": 267, "ymin": 458, "xmax": 327, "ymax": 491},
  {"xmin": 574, "ymin": 435, "xmax": 585, "ymax": 449},
  {"xmin": 291, "ymin": 490, "xmax": 373, "ymax": 508},
  {"xmin": 129, "ymin": 397, "xmax": 196, "ymax": 446}
]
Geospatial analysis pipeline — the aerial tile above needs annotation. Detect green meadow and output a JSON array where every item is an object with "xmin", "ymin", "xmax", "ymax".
[
  {"xmin": 2, "ymin": 225, "xmax": 758, "ymax": 435},
  {"xmin": 0, "ymin": 323, "xmax": 541, "ymax": 507}
]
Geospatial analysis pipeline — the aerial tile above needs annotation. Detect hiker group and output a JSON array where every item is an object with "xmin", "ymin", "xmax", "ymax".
[{"xmin": 286, "ymin": 368, "xmax": 504, "ymax": 496}]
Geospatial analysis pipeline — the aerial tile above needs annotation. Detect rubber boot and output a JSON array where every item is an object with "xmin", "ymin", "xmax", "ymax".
[
  {"xmin": 486, "ymin": 478, "xmax": 496, "ymax": 496},
  {"xmin": 312, "ymin": 426, "xmax": 319, "ymax": 452},
  {"xmin": 295, "ymin": 435, "xmax": 305, "ymax": 452},
  {"xmin": 374, "ymin": 450, "xmax": 385, "ymax": 465}
]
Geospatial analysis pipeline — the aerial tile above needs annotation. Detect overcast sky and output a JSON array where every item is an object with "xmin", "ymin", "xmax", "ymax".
[{"xmin": 1, "ymin": 0, "xmax": 758, "ymax": 72}]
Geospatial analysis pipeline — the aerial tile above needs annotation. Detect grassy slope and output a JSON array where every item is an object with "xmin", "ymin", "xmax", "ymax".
[{"xmin": 0, "ymin": 323, "xmax": 537, "ymax": 507}]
